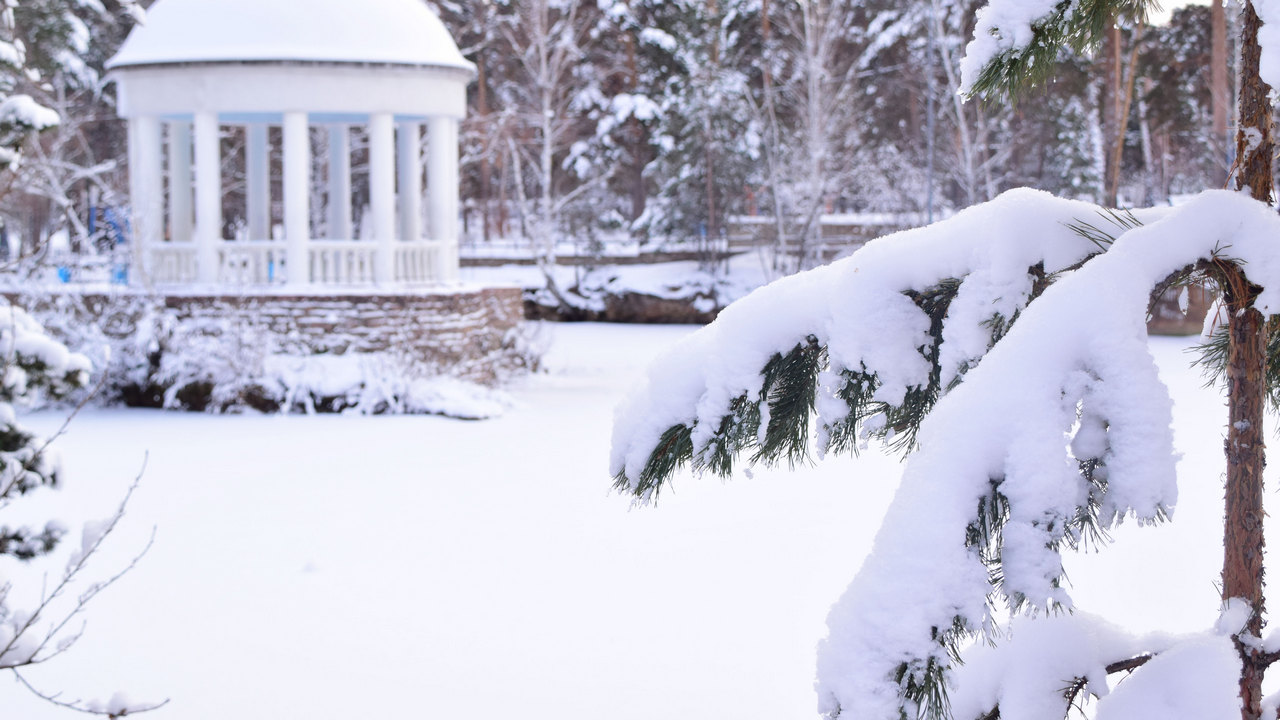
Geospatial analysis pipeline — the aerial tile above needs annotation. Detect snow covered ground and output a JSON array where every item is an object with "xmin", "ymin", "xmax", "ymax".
[{"xmin": 0, "ymin": 324, "xmax": 1263, "ymax": 718}]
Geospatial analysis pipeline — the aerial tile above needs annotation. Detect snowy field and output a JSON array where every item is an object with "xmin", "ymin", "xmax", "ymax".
[{"xmin": 0, "ymin": 323, "xmax": 1265, "ymax": 719}]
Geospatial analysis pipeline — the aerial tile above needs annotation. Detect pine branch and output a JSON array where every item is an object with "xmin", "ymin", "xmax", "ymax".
[
  {"xmin": 1195, "ymin": 315, "xmax": 1280, "ymax": 413},
  {"xmin": 967, "ymin": 0, "xmax": 1157, "ymax": 100},
  {"xmin": 753, "ymin": 338, "xmax": 822, "ymax": 466},
  {"xmin": 617, "ymin": 264, "xmax": 1078, "ymax": 501},
  {"xmin": 977, "ymin": 652, "xmax": 1154, "ymax": 720}
]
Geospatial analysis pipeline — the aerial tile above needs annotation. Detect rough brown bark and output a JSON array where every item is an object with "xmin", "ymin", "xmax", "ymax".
[{"xmin": 1225, "ymin": 4, "xmax": 1272, "ymax": 720}]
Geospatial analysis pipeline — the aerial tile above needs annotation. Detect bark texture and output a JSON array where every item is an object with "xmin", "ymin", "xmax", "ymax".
[{"xmin": 1225, "ymin": 4, "xmax": 1272, "ymax": 720}]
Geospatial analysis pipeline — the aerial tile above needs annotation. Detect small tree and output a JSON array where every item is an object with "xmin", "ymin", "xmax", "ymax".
[
  {"xmin": 0, "ymin": 301, "xmax": 163, "ymax": 717},
  {"xmin": 611, "ymin": 3, "xmax": 1280, "ymax": 720}
]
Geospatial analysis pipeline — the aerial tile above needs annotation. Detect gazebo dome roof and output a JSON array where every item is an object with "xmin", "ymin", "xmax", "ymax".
[{"xmin": 107, "ymin": 0, "xmax": 473, "ymax": 72}]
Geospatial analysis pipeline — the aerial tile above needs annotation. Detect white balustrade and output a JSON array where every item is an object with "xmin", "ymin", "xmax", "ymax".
[
  {"xmin": 219, "ymin": 242, "xmax": 287, "ymax": 285},
  {"xmin": 149, "ymin": 239, "xmax": 450, "ymax": 287},
  {"xmin": 308, "ymin": 241, "xmax": 378, "ymax": 285},
  {"xmin": 149, "ymin": 244, "xmax": 199, "ymax": 284},
  {"xmin": 395, "ymin": 240, "xmax": 448, "ymax": 285}
]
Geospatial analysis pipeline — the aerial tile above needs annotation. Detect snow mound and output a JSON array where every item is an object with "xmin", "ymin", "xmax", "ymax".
[{"xmin": 265, "ymin": 354, "xmax": 512, "ymax": 419}]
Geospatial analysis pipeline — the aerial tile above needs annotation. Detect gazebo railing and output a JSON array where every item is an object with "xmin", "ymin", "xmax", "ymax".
[
  {"xmin": 222, "ymin": 242, "xmax": 286, "ymax": 285},
  {"xmin": 150, "ymin": 244, "xmax": 199, "ymax": 283},
  {"xmin": 145, "ymin": 239, "xmax": 449, "ymax": 287},
  {"xmin": 309, "ymin": 240, "xmax": 377, "ymax": 285},
  {"xmin": 395, "ymin": 240, "xmax": 450, "ymax": 285}
]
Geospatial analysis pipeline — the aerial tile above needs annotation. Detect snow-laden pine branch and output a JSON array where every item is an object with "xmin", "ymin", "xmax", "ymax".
[
  {"xmin": 960, "ymin": 0, "xmax": 1154, "ymax": 98},
  {"xmin": 948, "ymin": 608, "xmax": 1245, "ymax": 720},
  {"xmin": 611, "ymin": 188, "xmax": 1150, "ymax": 499},
  {"xmin": 611, "ymin": 189, "xmax": 1280, "ymax": 720}
]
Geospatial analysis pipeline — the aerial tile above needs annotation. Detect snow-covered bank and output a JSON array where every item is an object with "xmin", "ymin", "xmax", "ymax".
[
  {"xmin": 0, "ymin": 325, "xmax": 1261, "ymax": 719},
  {"xmin": 461, "ymin": 252, "xmax": 774, "ymax": 322}
]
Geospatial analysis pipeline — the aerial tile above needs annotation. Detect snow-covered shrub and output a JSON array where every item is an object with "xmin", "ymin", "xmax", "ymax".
[
  {"xmin": 264, "ymin": 353, "xmax": 513, "ymax": 419},
  {"xmin": 153, "ymin": 312, "xmax": 283, "ymax": 412},
  {"xmin": 155, "ymin": 316, "xmax": 515, "ymax": 418},
  {"xmin": 7, "ymin": 290, "xmax": 160, "ymax": 408}
]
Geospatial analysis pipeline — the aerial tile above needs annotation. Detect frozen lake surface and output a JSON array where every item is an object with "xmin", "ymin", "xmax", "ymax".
[{"xmin": 2, "ymin": 324, "xmax": 1260, "ymax": 719}]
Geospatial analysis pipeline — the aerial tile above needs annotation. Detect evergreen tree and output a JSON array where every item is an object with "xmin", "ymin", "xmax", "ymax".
[
  {"xmin": 610, "ymin": 3, "xmax": 1280, "ymax": 720},
  {"xmin": 638, "ymin": 0, "xmax": 760, "ymax": 252}
]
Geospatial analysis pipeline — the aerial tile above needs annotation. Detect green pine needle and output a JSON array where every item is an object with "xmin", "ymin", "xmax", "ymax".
[
  {"xmin": 753, "ymin": 336, "xmax": 824, "ymax": 468},
  {"xmin": 967, "ymin": 0, "xmax": 1159, "ymax": 101}
]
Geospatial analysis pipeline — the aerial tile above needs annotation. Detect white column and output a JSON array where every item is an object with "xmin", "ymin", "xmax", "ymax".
[
  {"xmin": 166, "ymin": 121, "xmax": 193, "ymax": 245},
  {"xmin": 369, "ymin": 112, "xmax": 397, "ymax": 284},
  {"xmin": 193, "ymin": 111, "xmax": 221, "ymax": 284},
  {"xmin": 327, "ymin": 124, "xmax": 353, "ymax": 240},
  {"xmin": 246, "ymin": 123, "xmax": 270, "ymax": 242},
  {"xmin": 428, "ymin": 115, "xmax": 460, "ymax": 283},
  {"xmin": 397, "ymin": 121, "xmax": 422, "ymax": 244},
  {"xmin": 130, "ymin": 115, "xmax": 164, "ymax": 281},
  {"xmin": 283, "ymin": 112, "xmax": 311, "ymax": 287}
]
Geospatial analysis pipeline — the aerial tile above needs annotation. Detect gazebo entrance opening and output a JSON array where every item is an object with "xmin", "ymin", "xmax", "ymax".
[{"xmin": 132, "ymin": 112, "xmax": 460, "ymax": 288}]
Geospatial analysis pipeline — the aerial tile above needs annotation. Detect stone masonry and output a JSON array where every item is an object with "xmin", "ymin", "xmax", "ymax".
[{"xmin": 9, "ymin": 285, "xmax": 529, "ymax": 387}]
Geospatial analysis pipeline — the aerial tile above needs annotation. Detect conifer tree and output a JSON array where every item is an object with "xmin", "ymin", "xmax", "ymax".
[{"xmin": 610, "ymin": 3, "xmax": 1280, "ymax": 720}]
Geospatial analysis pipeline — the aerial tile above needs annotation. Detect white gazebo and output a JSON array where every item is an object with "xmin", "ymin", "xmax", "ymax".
[{"xmin": 108, "ymin": 0, "xmax": 474, "ymax": 289}]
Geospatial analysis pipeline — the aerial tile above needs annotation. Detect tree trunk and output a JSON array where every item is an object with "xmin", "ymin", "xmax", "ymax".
[
  {"xmin": 1212, "ymin": 0, "xmax": 1230, "ymax": 183},
  {"xmin": 1225, "ymin": 4, "xmax": 1272, "ymax": 720},
  {"xmin": 704, "ymin": 0, "xmax": 720, "ymax": 245},
  {"xmin": 624, "ymin": 20, "xmax": 647, "ymax": 233},
  {"xmin": 1105, "ymin": 23, "xmax": 1142, "ymax": 207}
]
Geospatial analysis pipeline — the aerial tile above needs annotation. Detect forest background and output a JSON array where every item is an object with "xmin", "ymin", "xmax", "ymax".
[{"xmin": 3, "ymin": 0, "xmax": 1238, "ymax": 281}]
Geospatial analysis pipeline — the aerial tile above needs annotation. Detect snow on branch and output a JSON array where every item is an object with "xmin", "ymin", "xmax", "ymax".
[
  {"xmin": 611, "ymin": 188, "xmax": 1143, "ymax": 501},
  {"xmin": 960, "ymin": 0, "xmax": 1155, "ymax": 98},
  {"xmin": 611, "ymin": 189, "xmax": 1280, "ymax": 720},
  {"xmin": 948, "ymin": 609, "xmax": 1243, "ymax": 720}
]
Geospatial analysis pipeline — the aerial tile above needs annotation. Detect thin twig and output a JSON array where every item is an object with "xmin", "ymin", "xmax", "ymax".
[{"xmin": 12, "ymin": 669, "xmax": 170, "ymax": 718}]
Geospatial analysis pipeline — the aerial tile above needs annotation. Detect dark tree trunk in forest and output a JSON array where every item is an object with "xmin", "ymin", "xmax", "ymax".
[
  {"xmin": 1225, "ymin": 4, "xmax": 1272, "ymax": 720},
  {"xmin": 623, "ymin": 22, "xmax": 647, "ymax": 232},
  {"xmin": 704, "ymin": 0, "xmax": 720, "ymax": 243},
  {"xmin": 1212, "ymin": 0, "xmax": 1230, "ymax": 182},
  {"xmin": 1102, "ymin": 25, "xmax": 1122, "ymax": 207}
]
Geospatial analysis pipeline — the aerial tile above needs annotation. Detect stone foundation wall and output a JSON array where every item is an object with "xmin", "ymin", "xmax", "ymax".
[
  {"xmin": 161, "ymin": 288, "xmax": 527, "ymax": 383},
  {"xmin": 8, "ymin": 285, "xmax": 530, "ymax": 387}
]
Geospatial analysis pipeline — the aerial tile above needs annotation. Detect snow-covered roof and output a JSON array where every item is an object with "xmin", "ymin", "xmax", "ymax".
[{"xmin": 107, "ymin": 0, "xmax": 473, "ymax": 73}]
